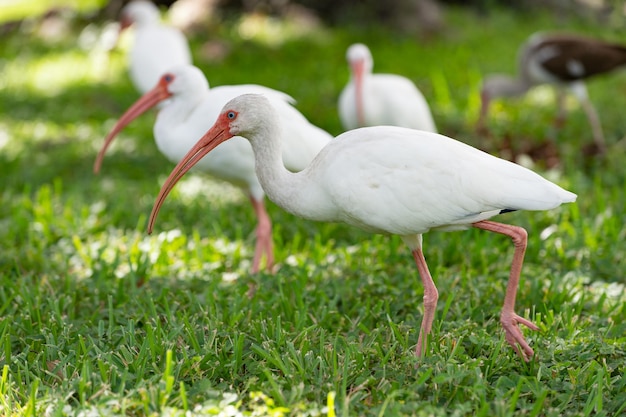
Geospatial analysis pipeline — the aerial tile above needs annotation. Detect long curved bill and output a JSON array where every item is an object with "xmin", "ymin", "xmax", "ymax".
[
  {"xmin": 93, "ymin": 83, "xmax": 170, "ymax": 173},
  {"xmin": 351, "ymin": 59, "xmax": 365, "ymax": 127},
  {"xmin": 147, "ymin": 120, "xmax": 233, "ymax": 234}
]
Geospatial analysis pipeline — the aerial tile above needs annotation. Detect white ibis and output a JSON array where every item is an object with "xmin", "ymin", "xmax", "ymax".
[
  {"xmin": 120, "ymin": 0, "xmax": 192, "ymax": 94},
  {"xmin": 479, "ymin": 32, "xmax": 626, "ymax": 151},
  {"xmin": 95, "ymin": 65, "xmax": 332, "ymax": 273},
  {"xmin": 148, "ymin": 93, "xmax": 577, "ymax": 360},
  {"xmin": 338, "ymin": 43, "xmax": 437, "ymax": 132}
]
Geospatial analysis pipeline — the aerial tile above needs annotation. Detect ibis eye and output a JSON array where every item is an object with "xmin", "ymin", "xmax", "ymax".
[
  {"xmin": 227, "ymin": 111, "xmax": 236, "ymax": 119},
  {"xmin": 163, "ymin": 74, "xmax": 173, "ymax": 82}
]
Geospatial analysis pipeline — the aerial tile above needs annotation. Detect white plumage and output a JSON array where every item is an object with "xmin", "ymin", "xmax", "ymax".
[
  {"xmin": 149, "ymin": 94, "xmax": 577, "ymax": 361},
  {"xmin": 338, "ymin": 43, "xmax": 436, "ymax": 132},
  {"xmin": 299, "ymin": 128, "xmax": 572, "ymax": 233},
  {"xmin": 120, "ymin": 0, "xmax": 192, "ymax": 94},
  {"xmin": 95, "ymin": 66, "xmax": 332, "ymax": 273}
]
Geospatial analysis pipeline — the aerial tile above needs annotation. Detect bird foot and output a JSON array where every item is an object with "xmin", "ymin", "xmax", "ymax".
[{"xmin": 501, "ymin": 312, "xmax": 539, "ymax": 361}]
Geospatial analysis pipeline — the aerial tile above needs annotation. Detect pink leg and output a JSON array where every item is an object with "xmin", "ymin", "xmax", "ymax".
[
  {"xmin": 250, "ymin": 197, "xmax": 274, "ymax": 274},
  {"xmin": 411, "ymin": 247, "xmax": 439, "ymax": 357},
  {"xmin": 473, "ymin": 220, "xmax": 538, "ymax": 361}
]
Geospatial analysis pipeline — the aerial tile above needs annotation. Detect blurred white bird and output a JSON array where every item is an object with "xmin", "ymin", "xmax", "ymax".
[
  {"xmin": 339, "ymin": 43, "xmax": 437, "ymax": 132},
  {"xmin": 95, "ymin": 66, "xmax": 332, "ymax": 273},
  {"xmin": 119, "ymin": 0, "xmax": 192, "ymax": 94}
]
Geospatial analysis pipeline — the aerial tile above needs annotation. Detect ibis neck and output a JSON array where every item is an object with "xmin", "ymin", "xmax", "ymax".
[
  {"xmin": 173, "ymin": 86, "xmax": 207, "ymax": 115},
  {"xmin": 355, "ymin": 75, "xmax": 366, "ymax": 127},
  {"xmin": 156, "ymin": 88, "xmax": 206, "ymax": 131},
  {"xmin": 153, "ymin": 89, "xmax": 208, "ymax": 160},
  {"xmin": 498, "ymin": 76, "xmax": 532, "ymax": 98},
  {"xmin": 246, "ymin": 119, "xmax": 312, "ymax": 217},
  {"xmin": 351, "ymin": 64, "xmax": 369, "ymax": 127}
]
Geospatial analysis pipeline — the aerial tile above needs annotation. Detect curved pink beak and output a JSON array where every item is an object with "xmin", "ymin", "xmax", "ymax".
[
  {"xmin": 147, "ymin": 114, "xmax": 234, "ymax": 234},
  {"xmin": 94, "ymin": 79, "xmax": 171, "ymax": 174},
  {"xmin": 350, "ymin": 58, "xmax": 366, "ymax": 127}
]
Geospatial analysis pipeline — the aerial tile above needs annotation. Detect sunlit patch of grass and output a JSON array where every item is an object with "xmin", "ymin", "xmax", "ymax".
[
  {"xmin": 47, "ymin": 222, "xmax": 255, "ymax": 284},
  {"xmin": 0, "ymin": 0, "xmax": 106, "ymax": 24},
  {"xmin": 28, "ymin": 52, "xmax": 96, "ymax": 94},
  {"xmin": 234, "ymin": 11, "xmax": 330, "ymax": 47},
  {"xmin": 173, "ymin": 175, "xmax": 245, "ymax": 207},
  {"xmin": 4, "ymin": 48, "xmax": 124, "ymax": 96},
  {"xmin": 0, "ymin": 117, "xmax": 97, "ymax": 162},
  {"xmin": 524, "ymin": 85, "xmax": 559, "ymax": 108}
]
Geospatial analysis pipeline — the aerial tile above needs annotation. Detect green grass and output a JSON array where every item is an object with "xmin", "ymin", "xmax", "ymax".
[
  {"xmin": 0, "ymin": 0, "xmax": 106, "ymax": 24},
  {"xmin": 1, "ymin": 5, "xmax": 626, "ymax": 416}
]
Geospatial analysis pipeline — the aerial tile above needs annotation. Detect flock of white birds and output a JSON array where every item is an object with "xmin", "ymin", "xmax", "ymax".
[{"xmin": 95, "ymin": 0, "xmax": 626, "ymax": 361}]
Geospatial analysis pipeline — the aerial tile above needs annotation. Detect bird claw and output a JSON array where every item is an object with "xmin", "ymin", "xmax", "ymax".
[{"xmin": 501, "ymin": 312, "xmax": 538, "ymax": 361}]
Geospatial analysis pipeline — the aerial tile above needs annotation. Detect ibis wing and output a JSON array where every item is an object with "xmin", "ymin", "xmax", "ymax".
[{"xmin": 315, "ymin": 127, "xmax": 573, "ymax": 235}]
